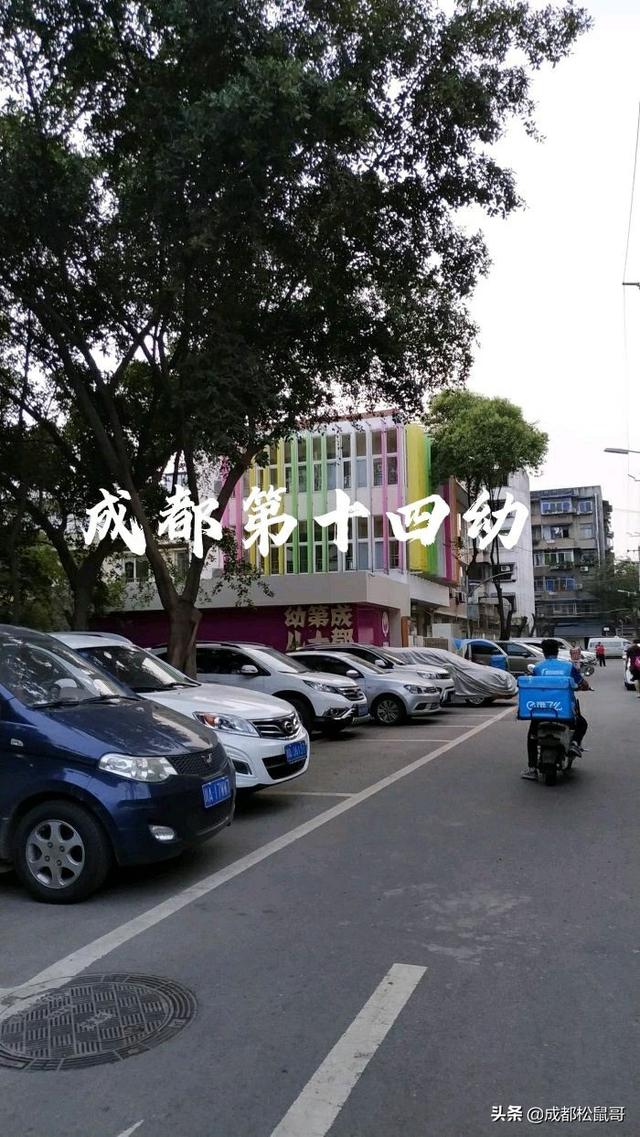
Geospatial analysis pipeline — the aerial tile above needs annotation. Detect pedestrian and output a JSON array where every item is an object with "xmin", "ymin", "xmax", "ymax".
[
  {"xmin": 595, "ymin": 642, "xmax": 606, "ymax": 668},
  {"xmin": 626, "ymin": 638, "xmax": 640, "ymax": 697},
  {"xmin": 569, "ymin": 641, "xmax": 582, "ymax": 669}
]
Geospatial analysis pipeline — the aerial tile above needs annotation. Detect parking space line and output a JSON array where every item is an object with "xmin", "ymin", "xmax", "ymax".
[
  {"xmin": 273, "ymin": 791, "xmax": 355, "ymax": 798},
  {"xmin": 0, "ymin": 707, "xmax": 511, "ymax": 1022},
  {"xmin": 269, "ymin": 963, "xmax": 426, "ymax": 1137},
  {"xmin": 115, "ymin": 1123, "xmax": 143, "ymax": 1137}
]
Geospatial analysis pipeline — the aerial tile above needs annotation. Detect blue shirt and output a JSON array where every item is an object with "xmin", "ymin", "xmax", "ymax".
[{"xmin": 532, "ymin": 657, "xmax": 582, "ymax": 688}]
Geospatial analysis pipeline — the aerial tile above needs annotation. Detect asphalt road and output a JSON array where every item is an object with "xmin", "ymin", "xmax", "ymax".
[{"xmin": 0, "ymin": 663, "xmax": 638, "ymax": 1137}]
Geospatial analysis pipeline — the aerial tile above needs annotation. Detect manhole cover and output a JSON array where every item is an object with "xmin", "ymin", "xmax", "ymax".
[{"xmin": 0, "ymin": 974, "xmax": 197, "ymax": 1070}]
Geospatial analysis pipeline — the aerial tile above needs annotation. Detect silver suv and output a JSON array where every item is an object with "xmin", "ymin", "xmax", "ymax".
[
  {"xmin": 291, "ymin": 650, "xmax": 441, "ymax": 726},
  {"xmin": 156, "ymin": 642, "xmax": 369, "ymax": 736}
]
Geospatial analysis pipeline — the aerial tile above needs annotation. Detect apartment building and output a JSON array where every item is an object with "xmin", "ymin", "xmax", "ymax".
[
  {"xmin": 466, "ymin": 471, "xmax": 535, "ymax": 637},
  {"xmin": 530, "ymin": 486, "xmax": 612, "ymax": 640}
]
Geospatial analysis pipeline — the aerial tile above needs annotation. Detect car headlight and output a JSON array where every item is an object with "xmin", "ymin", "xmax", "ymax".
[
  {"xmin": 194, "ymin": 711, "xmax": 259, "ymax": 736},
  {"xmin": 403, "ymin": 684, "xmax": 434, "ymax": 694},
  {"xmin": 303, "ymin": 680, "xmax": 339, "ymax": 694},
  {"xmin": 98, "ymin": 753, "xmax": 177, "ymax": 782}
]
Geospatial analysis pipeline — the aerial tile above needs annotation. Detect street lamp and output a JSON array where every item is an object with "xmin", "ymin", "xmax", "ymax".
[{"xmin": 604, "ymin": 447, "xmax": 640, "ymax": 455}]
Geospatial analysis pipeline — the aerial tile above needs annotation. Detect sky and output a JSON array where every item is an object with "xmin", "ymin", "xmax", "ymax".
[{"xmin": 463, "ymin": 0, "xmax": 640, "ymax": 557}]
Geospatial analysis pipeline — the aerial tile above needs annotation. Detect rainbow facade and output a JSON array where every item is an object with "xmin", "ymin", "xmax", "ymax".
[{"xmin": 222, "ymin": 415, "xmax": 460, "ymax": 586}]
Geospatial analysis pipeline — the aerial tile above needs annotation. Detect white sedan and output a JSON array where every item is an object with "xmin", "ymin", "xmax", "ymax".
[{"xmin": 52, "ymin": 633, "xmax": 310, "ymax": 791}]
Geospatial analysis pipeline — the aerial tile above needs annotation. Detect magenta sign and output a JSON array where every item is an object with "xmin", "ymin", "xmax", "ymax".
[{"xmin": 94, "ymin": 602, "xmax": 391, "ymax": 651}]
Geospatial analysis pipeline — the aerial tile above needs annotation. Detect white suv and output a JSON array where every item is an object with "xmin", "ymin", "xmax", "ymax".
[
  {"xmin": 291, "ymin": 650, "xmax": 441, "ymax": 725},
  {"xmin": 156, "ymin": 641, "xmax": 369, "ymax": 736},
  {"xmin": 52, "ymin": 633, "xmax": 311, "ymax": 792}
]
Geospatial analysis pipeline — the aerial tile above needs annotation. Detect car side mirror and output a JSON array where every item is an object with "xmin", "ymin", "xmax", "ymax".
[
  {"xmin": 346, "ymin": 669, "xmax": 359, "ymax": 678},
  {"xmin": 373, "ymin": 659, "xmax": 386, "ymax": 667},
  {"xmin": 239, "ymin": 664, "xmax": 259, "ymax": 676}
]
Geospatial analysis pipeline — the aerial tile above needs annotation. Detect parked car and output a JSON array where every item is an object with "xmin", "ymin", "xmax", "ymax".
[
  {"xmin": 53, "ymin": 633, "xmax": 310, "ymax": 792},
  {"xmin": 0, "ymin": 626, "xmax": 234, "ymax": 903},
  {"xmin": 302, "ymin": 643, "xmax": 456, "ymax": 705},
  {"xmin": 520, "ymin": 636, "xmax": 597, "ymax": 666},
  {"xmin": 586, "ymin": 636, "xmax": 629, "ymax": 659},
  {"xmin": 154, "ymin": 642, "xmax": 369, "ymax": 735},
  {"xmin": 495, "ymin": 640, "xmax": 546, "ymax": 676},
  {"xmin": 457, "ymin": 638, "xmax": 509, "ymax": 670},
  {"xmin": 394, "ymin": 646, "xmax": 518, "ymax": 705},
  {"xmin": 289, "ymin": 649, "xmax": 441, "ymax": 726}
]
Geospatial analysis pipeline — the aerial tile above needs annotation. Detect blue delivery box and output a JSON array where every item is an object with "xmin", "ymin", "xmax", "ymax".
[{"xmin": 517, "ymin": 675, "xmax": 576, "ymax": 722}]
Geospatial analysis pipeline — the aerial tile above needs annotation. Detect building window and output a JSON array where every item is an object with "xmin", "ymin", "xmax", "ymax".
[
  {"xmin": 326, "ymin": 434, "xmax": 337, "ymax": 491},
  {"xmin": 297, "ymin": 439, "xmax": 307, "ymax": 493},
  {"xmin": 534, "ymin": 578, "xmax": 543, "ymax": 592},
  {"xmin": 341, "ymin": 435, "xmax": 352, "ymax": 490},
  {"xmin": 541, "ymin": 499, "xmax": 572, "ymax": 514},
  {"xmin": 373, "ymin": 457, "xmax": 384, "ymax": 486},
  {"xmin": 313, "ymin": 520, "xmax": 324, "ymax": 573},
  {"xmin": 531, "ymin": 525, "xmax": 541, "ymax": 540},
  {"xmin": 580, "ymin": 524, "xmax": 594, "ymax": 538},
  {"xmin": 269, "ymin": 547, "xmax": 279, "ymax": 574},
  {"xmin": 123, "ymin": 557, "xmax": 149, "ymax": 582},
  {"xmin": 328, "ymin": 543, "xmax": 338, "ymax": 572},
  {"xmin": 284, "ymin": 438, "xmax": 293, "ymax": 493},
  {"xmin": 545, "ymin": 551, "xmax": 574, "ymax": 566},
  {"xmin": 373, "ymin": 516, "xmax": 384, "ymax": 569},
  {"xmin": 298, "ymin": 520, "xmax": 308, "ymax": 573},
  {"xmin": 534, "ymin": 552, "xmax": 544, "ymax": 567},
  {"xmin": 357, "ymin": 516, "xmax": 369, "ymax": 569},
  {"xmin": 543, "ymin": 525, "xmax": 571, "ymax": 540},
  {"xmin": 356, "ymin": 431, "xmax": 367, "ymax": 488},
  {"xmin": 386, "ymin": 428, "xmax": 399, "ymax": 486},
  {"xmin": 544, "ymin": 576, "xmax": 576, "ymax": 592},
  {"xmin": 553, "ymin": 602, "xmax": 577, "ymax": 615},
  {"xmin": 578, "ymin": 499, "xmax": 593, "ymax": 514},
  {"xmin": 389, "ymin": 540, "xmax": 400, "ymax": 569}
]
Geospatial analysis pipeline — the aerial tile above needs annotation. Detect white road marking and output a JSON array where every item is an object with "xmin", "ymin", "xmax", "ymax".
[
  {"xmin": 0, "ymin": 707, "xmax": 511, "ymax": 1023},
  {"xmin": 269, "ymin": 963, "xmax": 426, "ymax": 1137},
  {"xmin": 116, "ymin": 1123, "xmax": 143, "ymax": 1137},
  {"xmin": 273, "ymin": 791, "xmax": 354, "ymax": 798}
]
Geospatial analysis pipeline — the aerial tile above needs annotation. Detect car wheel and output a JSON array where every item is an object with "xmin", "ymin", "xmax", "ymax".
[
  {"xmin": 13, "ymin": 800, "xmax": 112, "ymax": 904},
  {"xmin": 284, "ymin": 696, "xmax": 314, "ymax": 734},
  {"xmin": 464, "ymin": 696, "xmax": 485, "ymax": 706},
  {"xmin": 372, "ymin": 695, "xmax": 406, "ymax": 726}
]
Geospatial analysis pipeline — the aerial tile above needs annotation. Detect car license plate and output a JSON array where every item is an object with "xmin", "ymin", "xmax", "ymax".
[
  {"xmin": 202, "ymin": 776, "xmax": 232, "ymax": 808},
  {"xmin": 357, "ymin": 703, "xmax": 369, "ymax": 716},
  {"xmin": 285, "ymin": 740, "xmax": 307, "ymax": 763}
]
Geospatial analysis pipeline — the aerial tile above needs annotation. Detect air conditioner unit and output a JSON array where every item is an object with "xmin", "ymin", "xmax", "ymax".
[{"xmin": 575, "ymin": 584, "xmax": 583, "ymax": 591}]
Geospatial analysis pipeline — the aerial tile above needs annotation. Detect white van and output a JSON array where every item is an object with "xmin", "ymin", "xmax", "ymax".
[{"xmin": 587, "ymin": 637, "xmax": 629, "ymax": 659}]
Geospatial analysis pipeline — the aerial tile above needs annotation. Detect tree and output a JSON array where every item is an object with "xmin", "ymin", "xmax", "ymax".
[
  {"xmin": 588, "ymin": 557, "xmax": 640, "ymax": 633},
  {"xmin": 0, "ymin": 0, "xmax": 589, "ymax": 669},
  {"xmin": 427, "ymin": 390, "xmax": 548, "ymax": 638}
]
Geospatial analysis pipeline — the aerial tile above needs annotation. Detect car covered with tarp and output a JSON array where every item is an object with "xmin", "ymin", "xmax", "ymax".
[{"xmin": 401, "ymin": 647, "xmax": 517, "ymax": 706}]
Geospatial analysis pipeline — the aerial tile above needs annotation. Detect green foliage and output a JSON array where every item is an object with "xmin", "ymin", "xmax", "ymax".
[
  {"xmin": 427, "ymin": 390, "xmax": 548, "ymax": 496},
  {"xmin": 588, "ymin": 557, "xmax": 640, "ymax": 623},
  {"xmin": 0, "ymin": 0, "xmax": 588, "ymax": 658}
]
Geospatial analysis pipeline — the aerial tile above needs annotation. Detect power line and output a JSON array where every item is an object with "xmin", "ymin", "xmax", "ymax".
[{"xmin": 623, "ymin": 102, "xmax": 640, "ymax": 279}]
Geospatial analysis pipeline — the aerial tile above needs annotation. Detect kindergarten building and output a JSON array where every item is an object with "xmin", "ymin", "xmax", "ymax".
[{"xmin": 103, "ymin": 415, "xmax": 498, "ymax": 649}]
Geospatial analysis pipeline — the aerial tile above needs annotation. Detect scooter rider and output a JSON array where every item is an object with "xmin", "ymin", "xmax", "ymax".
[{"xmin": 522, "ymin": 638, "xmax": 591, "ymax": 781}]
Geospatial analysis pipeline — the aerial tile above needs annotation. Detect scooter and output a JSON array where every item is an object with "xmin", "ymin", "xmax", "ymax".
[
  {"xmin": 518, "ymin": 674, "xmax": 592, "ymax": 786},
  {"xmin": 527, "ymin": 717, "xmax": 577, "ymax": 785}
]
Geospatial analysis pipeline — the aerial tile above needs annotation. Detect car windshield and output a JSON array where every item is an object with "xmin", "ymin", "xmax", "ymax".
[
  {"xmin": 377, "ymin": 650, "xmax": 411, "ymax": 665},
  {"xmin": 384, "ymin": 649, "xmax": 422, "ymax": 666},
  {"xmin": 246, "ymin": 646, "xmax": 307, "ymax": 673},
  {"xmin": 0, "ymin": 634, "xmax": 131, "ymax": 708},
  {"xmin": 335, "ymin": 655, "xmax": 380, "ymax": 674},
  {"xmin": 80, "ymin": 645, "xmax": 199, "ymax": 693}
]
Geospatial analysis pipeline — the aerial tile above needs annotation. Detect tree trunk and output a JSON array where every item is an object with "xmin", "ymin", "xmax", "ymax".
[
  {"xmin": 69, "ymin": 546, "xmax": 112, "ymax": 630},
  {"xmin": 166, "ymin": 597, "xmax": 202, "ymax": 677}
]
